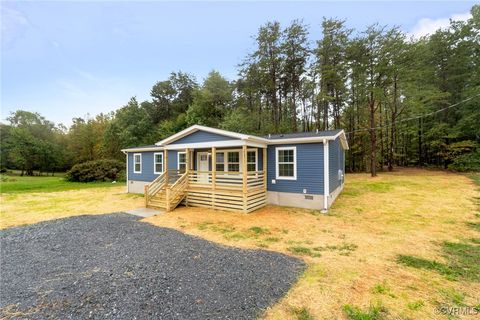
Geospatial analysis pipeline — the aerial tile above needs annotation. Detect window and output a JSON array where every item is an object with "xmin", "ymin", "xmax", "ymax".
[
  {"xmin": 227, "ymin": 152, "xmax": 240, "ymax": 172},
  {"xmin": 154, "ymin": 152, "xmax": 163, "ymax": 174},
  {"xmin": 216, "ymin": 152, "xmax": 225, "ymax": 172},
  {"xmin": 247, "ymin": 150, "xmax": 257, "ymax": 172},
  {"xmin": 133, "ymin": 153, "xmax": 142, "ymax": 173},
  {"xmin": 178, "ymin": 152, "xmax": 186, "ymax": 172},
  {"xmin": 276, "ymin": 147, "xmax": 296, "ymax": 180}
]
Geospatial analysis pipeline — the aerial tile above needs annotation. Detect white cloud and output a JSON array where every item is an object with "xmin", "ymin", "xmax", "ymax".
[
  {"xmin": 1, "ymin": 6, "xmax": 29, "ymax": 48},
  {"xmin": 409, "ymin": 12, "xmax": 471, "ymax": 39}
]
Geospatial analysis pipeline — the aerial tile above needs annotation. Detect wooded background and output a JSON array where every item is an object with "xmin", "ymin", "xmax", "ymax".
[{"xmin": 1, "ymin": 5, "xmax": 479, "ymax": 176}]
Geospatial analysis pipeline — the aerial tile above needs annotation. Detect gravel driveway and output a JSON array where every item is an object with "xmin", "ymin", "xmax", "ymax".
[{"xmin": 0, "ymin": 214, "xmax": 305, "ymax": 319}]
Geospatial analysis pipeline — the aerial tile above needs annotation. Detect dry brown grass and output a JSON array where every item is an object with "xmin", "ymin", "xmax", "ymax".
[
  {"xmin": 0, "ymin": 186, "xmax": 144, "ymax": 229},
  {"xmin": 145, "ymin": 168, "xmax": 480, "ymax": 319}
]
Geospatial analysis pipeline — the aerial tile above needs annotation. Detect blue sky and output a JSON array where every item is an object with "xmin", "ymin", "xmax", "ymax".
[{"xmin": 1, "ymin": 1, "xmax": 476, "ymax": 126}]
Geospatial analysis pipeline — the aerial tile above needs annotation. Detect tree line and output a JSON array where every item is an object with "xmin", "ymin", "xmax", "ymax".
[{"xmin": 1, "ymin": 5, "xmax": 479, "ymax": 176}]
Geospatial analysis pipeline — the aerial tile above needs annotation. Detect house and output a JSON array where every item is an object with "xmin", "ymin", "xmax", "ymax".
[{"xmin": 121, "ymin": 125, "xmax": 348, "ymax": 213}]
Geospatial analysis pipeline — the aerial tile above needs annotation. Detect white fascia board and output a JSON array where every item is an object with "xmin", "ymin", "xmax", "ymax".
[
  {"xmin": 121, "ymin": 147, "xmax": 164, "ymax": 153},
  {"xmin": 266, "ymin": 136, "xmax": 337, "ymax": 145},
  {"xmin": 165, "ymin": 139, "xmax": 266, "ymax": 150},
  {"xmin": 332, "ymin": 130, "xmax": 349, "ymax": 150},
  {"xmin": 265, "ymin": 131, "xmax": 349, "ymax": 148},
  {"xmin": 156, "ymin": 124, "xmax": 263, "ymax": 146}
]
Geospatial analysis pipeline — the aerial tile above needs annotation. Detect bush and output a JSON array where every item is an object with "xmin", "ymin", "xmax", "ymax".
[
  {"xmin": 448, "ymin": 150, "xmax": 480, "ymax": 172},
  {"xmin": 65, "ymin": 159, "xmax": 125, "ymax": 182}
]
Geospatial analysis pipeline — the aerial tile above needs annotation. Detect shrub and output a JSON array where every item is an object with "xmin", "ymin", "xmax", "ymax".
[
  {"xmin": 65, "ymin": 159, "xmax": 125, "ymax": 182},
  {"xmin": 448, "ymin": 150, "xmax": 480, "ymax": 172}
]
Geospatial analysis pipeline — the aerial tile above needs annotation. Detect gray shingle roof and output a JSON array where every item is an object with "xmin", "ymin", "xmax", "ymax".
[
  {"xmin": 264, "ymin": 129, "xmax": 342, "ymax": 140},
  {"xmin": 122, "ymin": 144, "xmax": 162, "ymax": 151}
]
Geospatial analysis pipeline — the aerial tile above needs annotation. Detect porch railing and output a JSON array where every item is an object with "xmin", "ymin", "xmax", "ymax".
[{"xmin": 187, "ymin": 170, "xmax": 265, "ymax": 190}]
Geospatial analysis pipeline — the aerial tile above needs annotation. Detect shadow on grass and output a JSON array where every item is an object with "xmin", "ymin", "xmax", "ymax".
[{"xmin": 397, "ymin": 238, "xmax": 480, "ymax": 282}]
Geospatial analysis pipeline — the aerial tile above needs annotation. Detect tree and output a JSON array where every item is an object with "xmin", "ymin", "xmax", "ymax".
[
  {"xmin": 281, "ymin": 20, "xmax": 310, "ymax": 131},
  {"xmin": 186, "ymin": 71, "xmax": 233, "ymax": 127},
  {"xmin": 315, "ymin": 18, "xmax": 351, "ymax": 130},
  {"xmin": 149, "ymin": 72, "xmax": 197, "ymax": 123}
]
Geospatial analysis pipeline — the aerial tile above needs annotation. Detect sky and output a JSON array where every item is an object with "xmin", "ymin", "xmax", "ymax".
[{"xmin": 1, "ymin": 1, "xmax": 476, "ymax": 126}]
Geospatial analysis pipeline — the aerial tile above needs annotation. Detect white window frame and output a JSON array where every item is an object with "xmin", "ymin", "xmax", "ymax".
[
  {"xmin": 153, "ymin": 152, "xmax": 164, "ymax": 174},
  {"xmin": 275, "ymin": 146, "xmax": 297, "ymax": 180},
  {"xmin": 227, "ymin": 151, "xmax": 241, "ymax": 172},
  {"xmin": 133, "ymin": 153, "xmax": 142, "ymax": 174},
  {"xmin": 199, "ymin": 148, "xmax": 258, "ymax": 174},
  {"xmin": 177, "ymin": 152, "xmax": 187, "ymax": 171},
  {"xmin": 247, "ymin": 149, "xmax": 258, "ymax": 172},
  {"xmin": 215, "ymin": 152, "xmax": 226, "ymax": 172}
]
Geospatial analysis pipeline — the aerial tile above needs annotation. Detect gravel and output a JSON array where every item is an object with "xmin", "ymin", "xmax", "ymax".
[{"xmin": 0, "ymin": 214, "xmax": 305, "ymax": 319}]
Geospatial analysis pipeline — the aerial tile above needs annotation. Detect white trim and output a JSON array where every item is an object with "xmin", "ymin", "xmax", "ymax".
[
  {"xmin": 121, "ymin": 147, "xmax": 164, "ymax": 152},
  {"xmin": 164, "ymin": 139, "xmax": 266, "ymax": 150},
  {"xmin": 266, "ymin": 131, "xmax": 349, "ymax": 149},
  {"xmin": 196, "ymin": 152, "xmax": 210, "ymax": 172},
  {"xmin": 196, "ymin": 148, "xmax": 258, "ymax": 173},
  {"xmin": 153, "ymin": 152, "xmax": 164, "ymax": 174},
  {"xmin": 177, "ymin": 151, "xmax": 187, "ymax": 171},
  {"xmin": 275, "ymin": 146, "xmax": 297, "ymax": 180},
  {"xmin": 246, "ymin": 149, "xmax": 258, "ymax": 172},
  {"xmin": 323, "ymin": 139, "xmax": 329, "ymax": 211},
  {"xmin": 125, "ymin": 153, "xmax": 129, "ymax": 193},
  {"xmin": 156, "ymin": 124, "xmax": 269, "ymax": 146},
  {"xmin": 133, "ymin": 153, "xmax": 142, "ymax": 174}
]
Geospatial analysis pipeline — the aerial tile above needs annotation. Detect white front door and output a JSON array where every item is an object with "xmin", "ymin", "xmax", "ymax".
[{"xmin": 197, "ymin": 152, "xmax": 209, "ymax": 183}]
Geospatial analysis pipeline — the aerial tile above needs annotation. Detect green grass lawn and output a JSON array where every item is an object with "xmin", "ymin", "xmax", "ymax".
[{"xmin": 0, "ymin": 172, "xmax": 120, "ymax": 194}]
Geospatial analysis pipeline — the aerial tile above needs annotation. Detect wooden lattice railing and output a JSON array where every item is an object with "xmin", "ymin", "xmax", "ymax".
[
  {"xmin": 187, "ymin": 170, "xmax": 265, "ymax": 190},
  {"xmin": 165, "ymin": 171, "xmax": 188, "ymax": 211},
  {"xmin": 145, "ymin": 171, "xmax": 167, "ymax": 206},
  {"xmin": 146, "ymin": 169, "xmax": 266, "ymax": 212}
]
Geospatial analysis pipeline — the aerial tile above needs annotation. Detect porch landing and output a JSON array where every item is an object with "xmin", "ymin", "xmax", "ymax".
[{"xmin": 126, "ymin": 207, "xmax": 164, "ymax": 218}]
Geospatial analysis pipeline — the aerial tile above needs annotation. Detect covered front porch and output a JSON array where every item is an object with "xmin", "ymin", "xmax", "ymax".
[{"xmin": 146, "ymin": 141, "xmax": 268, "ymax": 213}]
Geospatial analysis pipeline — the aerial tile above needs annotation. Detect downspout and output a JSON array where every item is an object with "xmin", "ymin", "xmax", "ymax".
[{"xmin": 322, "ymin": 139, "xmax": 329, "ymax": 213}]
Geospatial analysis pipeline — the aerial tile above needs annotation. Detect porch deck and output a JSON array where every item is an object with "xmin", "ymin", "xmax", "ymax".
[{"xmin": 145, "ymin": 146, "xmax": 268, "ymax": 213}]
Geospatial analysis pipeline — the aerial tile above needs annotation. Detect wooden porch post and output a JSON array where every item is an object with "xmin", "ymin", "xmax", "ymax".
[
  {"xmin": 185, "ymin": 148, "xmax": 190, "ymax": 207},
  {"xmin": 263, "ymin": 147, "xmax": 267, "ymax": 190},
  {"xmin": 165, "ymin": 150, "xmax": 170, "ymax": 211},
  {"xmin": 145, "ymin": 185, "xmax": 149, "ymax": 207},
  {"xmin": 165, "ymin": 150, "xmax": 169, "ymax": 185},
  {"xmin": 212, "ymin": 147, "xmax": 216, "ymax": 209},
  {"xmin": 185, "ymin": 148, "xmax": 190, "ymax": 174},
  {"xmin": 242, "ymin": 145, "xmax": 248, "ymax": 212},
  {"xmin": 165, "ymin": 187, "xmax": 171, "ymax": 212}
]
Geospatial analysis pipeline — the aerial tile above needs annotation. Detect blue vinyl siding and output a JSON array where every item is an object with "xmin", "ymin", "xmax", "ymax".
[
  {"xmin": 267, "ymin": 143, "xmax": 324, "ymax": 195},
  {"xmin": 169, "ymin": 130, "xmax": 235, "ymax": 144},
  {"xmin": 328, "ymin": 139, "xmax": 340, "ymax": 192},
  {"xmin": 328, "ymin": 137, "xmax": 345, "ymax": 193},
  {"xmin": 128, "ymin": 150, "xmax": 179, "ymax": 182},
  {"xmin": 127, "ymin": 148, "xmax": 262, "ymax": 181},
  {"xmin": 168, "ymin": 150, "xmax": 179, "ymax": 170}
]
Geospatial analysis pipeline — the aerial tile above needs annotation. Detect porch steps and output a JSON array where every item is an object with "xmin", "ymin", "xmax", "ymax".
[{"xmin": 145, "ymin": 170, "xmax": 188, "ymax": 211}]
